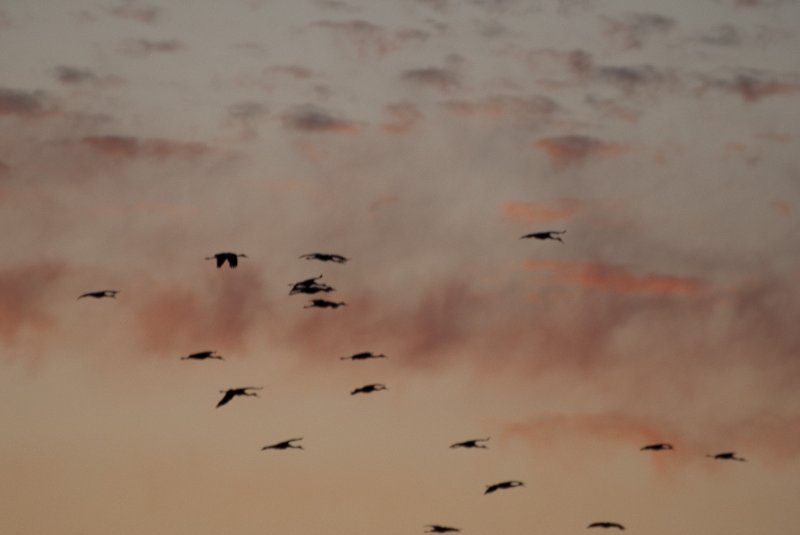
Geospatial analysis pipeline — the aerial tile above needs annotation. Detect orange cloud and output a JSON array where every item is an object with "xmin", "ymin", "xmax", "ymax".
[
  {"xmin": 81, "ymin": 136, "xmax": 210, "ymax": 159},
  {"xmin": 524, "ymin": 259, "xmax": 705, "ymax": 296},
  {"xmin": 503, "ymin": 199, "xmax": 585, "ymax": 224},
  {"xmin": 0, "ymin": 263, "xmax": 66, "ymax": 346},
  {"xmin": 535, "ymin": 135, "xmax": 629, "ymax": 167},
  {"xmin": 381, "ymin": 103, "xmax": 421, "ymax": 134}
]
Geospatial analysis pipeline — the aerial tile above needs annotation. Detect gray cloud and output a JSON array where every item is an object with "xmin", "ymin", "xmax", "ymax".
[
  {"xmin": 281, "ymin": 105, "xmax": 364, "ymax": 133},
  {"xmin": 401, "ymin": 67, "xmax": 460, "ymax": 91},
  {"xmin": 603, "ymin": 12, "xmax": 677, "ymax": 49},
  {"xmin": 0, "ymin": 88, "xmax": 55, "ymax": 117}
]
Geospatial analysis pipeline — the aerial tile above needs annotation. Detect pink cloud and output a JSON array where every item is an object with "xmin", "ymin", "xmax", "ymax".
[
  {"xmin": 381, "ymin": 103, "xmax": 421, "ymax": 134},
  {"xmin": 81, "ymin": 136, "xmax": 210, "ymax": 159},
  {"xmin": 503, "ymin": 199, "xmax": 586, "ymax": 224},
  {"xmin": 535, "ymin": 135, "xmax": 629, "ymax": 167},
  {"xmin": 0, "ymin": 263, "xmax": 67, "ymax": 346},
  {"xmin": 524, "ymin": 259, "xmax": 706, "ymax": 296}
]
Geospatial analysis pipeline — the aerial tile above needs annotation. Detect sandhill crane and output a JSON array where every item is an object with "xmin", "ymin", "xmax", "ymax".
[
  {"xmin": 261, "ymin": 438, "xmax": 303, "ymax": 450},
  {"xmin": 299, "ymin": 253, "xmax": 349, "ymax": 263},
  {"xmin": 588, "ymin": 522, "xmax": 625, "ymax": 530},
  {"xmin": 216, "ymin": 386, "xmax": 262, "ymax": 408},
  {"xmin": 520, "ymin": 230, "xmax": 566, "ymax": 243},
  {"xmin": 484, "ymin": 480, "xmax": 524, "ymax": 494},
  {"xmin": 707, "ymin": 452, "xmax": 746, "ymax": 462},
  {"xmin": 289, "ymin": 275, "xmax": 335, "ymax": 295},
  {"xmin": 450, "ymin": 437, "xmax": 490, "ymax": 449},
  {"xmin": 180, "ymin": 351, "xmax": 223, "ymax": 361},
  {"xmin": 340, "ymin": 352, "xmax": 386, "ymax": 361},
  {"xmin": 425, "ymin": 525, "xmax": 461, "ymax": 533},
  {"xmin": 206, "ymin": 252, "xmax": 247, "ymax": 268},
  {"xmin": 640, "ymin": 443, "xmax": 673, "ymax": 451},
  {"xmin": 78, "ymin": 290, "xmax": 118, "ymax": 299},
  {"xmin": 350, "ymin": 383, "xmax": 387, "ymax": 395},
  {"xmin": 304, "ymin": 299, "xmax": 346, "ymax": 309}
]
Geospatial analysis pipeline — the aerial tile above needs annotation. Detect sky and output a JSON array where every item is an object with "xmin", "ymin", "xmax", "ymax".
[{"xmin": 1, "ymin": 0, "xmax": 799, "ymax": 534}]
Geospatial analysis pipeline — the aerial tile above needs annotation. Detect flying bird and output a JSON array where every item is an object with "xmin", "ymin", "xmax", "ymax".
[
  {"xmin": 261, "ymin": 438, "xmax": 303, "ymax": 450},
  {"xmin": 640, "ymin": 443, "xmax": 673, "ymax": 451},
  {"xmin": 484, "ymin": 480, "xmax": 524, "ymax": 494},
  {"xmin": 707, "ymin": 452, "xmax": 746, "ymax": 462},
  {"xmin": 78, "ymin": 290, "xmax": 118, "ymax": 299},
  {"xmin": 450, "ymin": 437, "xmax": 490, "ymax": 449},
  {"xmin": 206, "ymin": 252, "xmax": 247, "ymax": 268},
  {"xmin": 588, "ymin": 522, "xmax": 625, "ymax": 530},
  {"xmin": 520, "ymin": 230, "xmax": 566, "ymax": 243},
  {"xmin": 216, "ymin": 386, "xmax": 263, "ymax": 408},
  {"xmin": 340, "ymin": 352, "xmax": 386, "ymax": 361},
  {"xmin": 350, "ymin": 383, "xmax": 387, "ymax": 395},
  {"xmin": 425, "ymin": 525, "xmax": 461, "ymax": 533},
  {"xmin": 180, "ymin": 351, "xmax": 223, "ymax": 361},
  {"xmin": 304, "ymin": 299, "xmax": 346, "ymax": 309},
  {"xmin": 299, "ymin": 253, "xmax": 349, "ymax": 263},
  {"xmin": 289, "ymin": 275, "xmax": 335, "ymax": 295}
]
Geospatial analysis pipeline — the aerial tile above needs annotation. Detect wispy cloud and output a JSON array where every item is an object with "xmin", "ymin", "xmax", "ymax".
[
  {"xmin": 81, "ymin": 136, "xmax": 210, "ymax": 159},
  {"xmin": 314, "ymin": 20, "xmax": 428, "ymax": 59},
  {"xmin": 381, "ymin": 102, "xmax": 422, "ymax": 134},
  {"xmin": 0, "ymin": 88, "xmax": 56, "ymax": 117},
  {"xmin": 534, "ymin": 135, "xmax": 629, "ymax": 167},
  {"xmin": 0, "ymin": 262, "xmax": 67, "ymax": 346},
  {"xmin": 503, "ymin": 199, "xmax": 588, "ymax": 224},
  {"xmin": 441, "ymin": 95, "xmax": 560, "ymax": 123},
  {"xmin": 120, "ymin": 39, "xmax": 183, "ymax": 56},
  {"xmin": 401, "ymin": 67, "xmax": 460, "ymax": 92},
  {"xmin": 602, "ymin": 12, "xmax": 677, "ymax": 49},
  {"xmin": 697, "ymin": 69, "xmax": 800, "ymax": 102},
  {"xmin": 108, "ymin": 1, "xmax": 162, "ymax": 24},
  {"xmin": 281, "ymin": 105, "xmax": 364, "ymax": 134}
]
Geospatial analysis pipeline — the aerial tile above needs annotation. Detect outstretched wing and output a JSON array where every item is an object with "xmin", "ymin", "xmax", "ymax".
[{"xmin": 216, "ymin": 390, "xmax": 236, "ymax": 408}]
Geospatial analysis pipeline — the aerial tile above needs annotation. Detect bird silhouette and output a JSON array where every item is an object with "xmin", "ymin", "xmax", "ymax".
[
  {"xmin": 425, "ymin": 525, "xmax": 461, "ymax": 533},
  {"xmin": 484, "ymin": 480, "xmax": 524, "ymax": 494},
  {"xmin": 289, "ymin": 275, "xmax": 335, "ymax": 295},
  {"xmin": 304, "ymin": 299, "xmax": 346, "ymax": 309},
  {"xmin": 78, "ymin": 290, "xmax": 119, "ymax": 299},
  {"xmin": 350, "ymin": 383, "xmax": 388, "ymax": 395},
  {"xmin": 520, "ymin": 230, "xmax": 566, "ymax": 243},
  {"xmin": 180, "ymin": 350, "xmax": 223, "ymax": 361},
  {"xmin": 450, "ymin": 437, "xmax": 490, "ymax": 449},
  {"xmin": 216, "ymin": 386, "xmax": 262, "ymax": 408},
  {"xmin": 206, "ymin": 252, "xmax": 247, "ymax": 268},
  {"xmin": 261, "ymin": 438, "xmax": 303, "ymax": 450},
  {"xmin": 299, "ymin": 253, "xmax": 349, "ymax": 263},
  {"xmin": 340, "ymin": 352, "xmax": 386, "ymax": 361},
  {"xmin": 640, "ymin": 443, "xmax": 673, "ymax": 451},
  {"xmin": 588, "ymin": 522, "xmax": 625, "ymax": 530},
  {"xmin": 707, "ymin": 452, "xmax": 746, "ymax": 462}
]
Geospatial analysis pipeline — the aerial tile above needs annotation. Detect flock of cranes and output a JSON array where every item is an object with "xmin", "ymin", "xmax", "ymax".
[{"xmin": 77, "ymin": 235, "xmax": 747, "ymax": 533}]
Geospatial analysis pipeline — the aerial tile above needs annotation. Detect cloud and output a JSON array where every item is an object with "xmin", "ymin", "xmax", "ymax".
[
  {"xmin": 0, "ymin": 262, "xmax": 67, "ymax": 346},
  {"xmin": 108, "ymin": 2, "xmax": 161, "ymax": 24},
  {"xmin": 227, "ymin": 101, "xmax": 269, "ymax": 140},
  {"xmin": 698, "ymin": 69, "xmax": 800, "ymax": 102},
  {"xmin": 51, "ymin": 66, "xmax": 97, "ymax": 85},
  {"xmin": 602, "ymin": 12, "xmax": 677, "ymax": 49},
  {"xmin": 381, "ymin": 103, "xmax": 422, "ymax": 134},
  {"xmin": 121, "ymin": 39, "xmax": 183, "ymax": 56},
  {"xmin": 595, "ymin": 64, "xmax": 679, "ymax": 96},
  {"xmin": 503, "ymin": 199, "xmax": 588, "ymax": 224},
  {"xmin": 315, "ymin": 20, "xmax": 427, "ymax": 59},
  {"xmin": 524, "ymin": 259, "xmax": 706, "ymax": 296},
  {"xmin": 81, "ymin": 136, "xmax": 210, "ymax": 159},
  {"xmin": 534, "ymin": 135, "xmax": 629, "ymax": 167},
  {"xmin": 0, "ymin": 88, "xmax": 56, "ymax": 117},
  {"xmin": 266, "ymin": 65, "xmax": 315, "ymax": 79},
  {"xmin": 697, "ymin": 24, "xmax": 744, "ymax": 46},
  {"xmin": 401, "ymin": 67, "xmax": 460, "ymax": 92},
  {"xmin": 281, "ymin": 105, "xmax": 364, "ymax": 134},
  {"xmin": 441, "ymin": 95, "xmax": 560, "ymax": 123},
  {"xmin": 134, "ymin": 270, "xmax": 270, "ymax": 356},
  {"xmin": 585, "ymin": 95, "xmax": 642, "ymax": 123}
]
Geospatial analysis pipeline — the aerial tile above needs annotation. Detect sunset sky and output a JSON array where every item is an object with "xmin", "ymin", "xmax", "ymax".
[{"xmin": 1, "ymin": 0, "xmax": 799, "ymax": 534}]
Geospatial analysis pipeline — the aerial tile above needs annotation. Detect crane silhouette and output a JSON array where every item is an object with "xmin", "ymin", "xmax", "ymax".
[
  {"xmin": 206, "ymin": 252, "xmax": 247, "ymax": 268},
  {"xmin": 261, "ymin": 438, "xmax": 303, "ymax": 450},
  {"xmin": 299, "ymin": 253, "xmax": 349, "ymax": 263},
  {"xmin": 640, "ymin": 443, "xmax": 673, "ymax": 451},
  {"xmin": 707, "ymin": 452, "xmax": 746, "ymax": 462},
  {"xmin": 450, "ymin": 437, "xmax": 490, "ymax": 449},
  {"xmin": 216, "ymin": 386, "xmax": 262, "ymax": 408},
  {"xmin": 520, "ymin": 230, "xmax": 566, "ymax": 243},
  {"xmin": 304, "ymin": 299, "xmax": 346, "ymax": 309},
  {"xmin": 350, "ymin": 383, "xmax": 387, "ymax": 395},
  {"xmin": 588, "ymin": 522, "xmax": 625, "ymax": 530},
  {"xmin": 78, "ymin": 290, "xmax": 119, "ymax": 299},
  {"xmin": 289, "ymin": 275, "xmax": 335, "ymax": 295},
  {"xmin": 340, "ymin": 352, "xmax": 386, "ymax": 361},
  {"xmin": 484, "ymin": 480, "xmax": 524, "ymax": 494},
  {"xmin": 180, "ymin": 351, "xmax": 223, "ymax": 361},
  {"xmin": 425, "ymin": 525, "xmax": 461, "ymax": 533}
]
